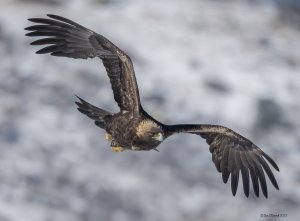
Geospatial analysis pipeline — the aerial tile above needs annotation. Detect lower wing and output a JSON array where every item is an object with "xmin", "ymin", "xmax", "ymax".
[{"xmin": 165, "ymin": 124, "xmax": 279, "ymax": 198}]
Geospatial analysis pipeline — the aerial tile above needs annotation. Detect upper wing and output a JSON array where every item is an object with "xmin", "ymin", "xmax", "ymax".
[
  {"xmin": 166, "ymin": 124, "xmax": 279, "ymax": 198},
  {"xmin": 25, "ymin": 14, "xmax": 140, "ymax": 112}
]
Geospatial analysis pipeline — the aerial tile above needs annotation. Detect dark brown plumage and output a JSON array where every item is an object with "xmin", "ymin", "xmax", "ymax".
[{"xmin": 25, "ymin": 14, "xmax": 279, "ymax": 198}]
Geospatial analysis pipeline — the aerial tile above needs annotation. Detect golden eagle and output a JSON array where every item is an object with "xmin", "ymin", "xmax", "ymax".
[{"xmin": 25, "ymin": 14, "xmax": 279, "ymax": 198}]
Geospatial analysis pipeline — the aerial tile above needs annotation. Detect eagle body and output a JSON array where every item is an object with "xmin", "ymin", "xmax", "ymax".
[
  {"xmin": 104, "ymin": 110, "xmax": 164, "ymax": 151},
  {"xmin": 26, "ymin": 14, "xmax": 280, "ymax": 198}
]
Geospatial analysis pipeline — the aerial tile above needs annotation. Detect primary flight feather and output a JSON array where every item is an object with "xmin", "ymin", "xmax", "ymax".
[{"xmin": 25, "ymin": 14, "xmax": 279, "ymax": 198}]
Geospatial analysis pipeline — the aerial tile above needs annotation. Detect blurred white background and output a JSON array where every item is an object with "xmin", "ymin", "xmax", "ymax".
[{"xmin": 0, "ymin": 0, "xmax": 300, "ymax": 220}]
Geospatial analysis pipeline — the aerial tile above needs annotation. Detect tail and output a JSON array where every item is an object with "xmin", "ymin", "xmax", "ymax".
[{"xmin": 75, "ymin": 96, "xmax": 111, "ymax": 129}]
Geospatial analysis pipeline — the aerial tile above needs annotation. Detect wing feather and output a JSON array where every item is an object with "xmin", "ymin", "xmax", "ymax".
[
  {"xmin": 166, "ymin": 124, "xmax": 279, "ymax": 198},
  {"xmin": 231, "ymin": 169, "xmax": 239, "ymax": 196},
  {"xmin": 241, "ymin": 165, "xmax": 250, "ymax": 197},
  {"xmin": 221, "ymin": 145, "xmax": 230, "ymax": 183},
  {"xmin": 26, "ymin": 14, "xmax": 140, "ymax": 112}
]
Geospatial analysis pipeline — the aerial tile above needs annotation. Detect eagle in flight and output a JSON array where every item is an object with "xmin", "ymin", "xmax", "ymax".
[{"xmin": 25, "ymin": 14, "xmax": 279, "ymax": 198}]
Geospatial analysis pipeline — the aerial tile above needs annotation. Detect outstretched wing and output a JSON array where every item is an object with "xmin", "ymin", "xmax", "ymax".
[
  {"xmin": 25, "ymin": 14, "xmax": 140, "ymax": 112},
  {"xmin": 166, "ymin": 124, "xmax": 279, "ymax": 198}
]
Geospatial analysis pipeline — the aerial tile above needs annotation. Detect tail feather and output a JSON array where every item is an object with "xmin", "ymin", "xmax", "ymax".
[{"xmin": 75, "ymin": 95, "xmax": 111, "ymax": 129}]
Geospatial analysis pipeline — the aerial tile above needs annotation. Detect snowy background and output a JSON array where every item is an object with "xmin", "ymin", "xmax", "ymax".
[{"xmin": 0, "ymin": 0, "xmax": 300, "ymax": 220}]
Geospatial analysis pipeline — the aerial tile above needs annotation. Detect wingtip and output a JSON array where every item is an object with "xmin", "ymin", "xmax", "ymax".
[
  {"xmin": 272, "ymin": 161, "xmax": 280, "ymax": 172},
  {"xmin": 222, "ymin": 171, "xmax": 230, "ymax": 184},
  {"xmin": 75, "ymin": 101, "xmax": 81, "ymax": 106},
  {"xmin": 27, "ymin": 18, "xmax": 41, "ymax": 23},
  {"xmin": 47, "ymin": 14, "xmax": 57, "ymax": 19},
  {"xmin": 263, "ymin": 191, "xmax": 268, "ymax": 198},
  {"xmin": 231, "ymin": 183, "xmax": 238, "ymax": 197},
  {"xmin": 35, "ymin": 49, "xmax": 46, "ymax": 54},
  {"xmin": 74, "ymin": 94, "xmax": 84, "ymax": 103},
  {"xmin": 262, "ymin": 152, "xmax": 280, "ymax": 171},
  {"xmin": 77, "ymin": 107, "xmax": 86, "ymax": 114}
]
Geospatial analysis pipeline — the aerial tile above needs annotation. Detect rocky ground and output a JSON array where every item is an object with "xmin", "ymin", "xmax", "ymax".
[{"xmin": 0, "ymin": 0, "xmax": 300, "ymax": 221}]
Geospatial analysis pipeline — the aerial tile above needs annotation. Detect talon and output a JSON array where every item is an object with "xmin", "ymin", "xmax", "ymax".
[
  {"xmin": 111, "ymin": 146, "xmax": 125, "ymax": 152},
  {"xmin": 105, "ymin": 132, "xmax": 112, "ymax": 141}
]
